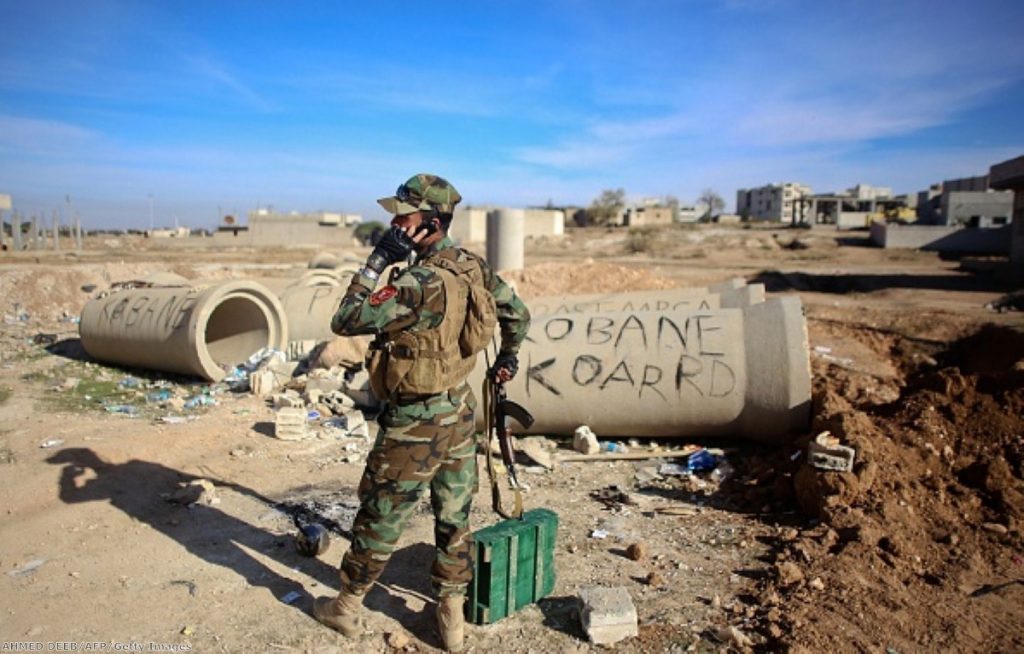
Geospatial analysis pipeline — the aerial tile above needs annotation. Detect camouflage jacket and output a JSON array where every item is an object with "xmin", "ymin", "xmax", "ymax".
[{"xmin": 331, "ymin": 235, "xmax": 531, "ymax": 375}]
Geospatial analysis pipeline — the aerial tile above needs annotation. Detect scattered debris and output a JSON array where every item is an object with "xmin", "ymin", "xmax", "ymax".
[
  {"xmin": 7, "ymin": 559, "xmax": 46, "ymax": 577},
  {"xmin": 386, "ymin": 631, "xmax": 410, "ymax": 649},
  {"xmin": 164, "ymin": 479, "xmax": 219, "ymax": 506},
  {"xmin": 626, "ymin": 542, "xmax": 647, "ymax": 561},
  {"xmin": 807, "ymin": 430, "xmax": 856, "ymax": 472},
  {"xmin": 280, "ymin": 590, "xmax": 302, "ymax": 605},
  {"xmin": 578, "ymin": 586, "xmax": 639, "ymax": 645},
  {"xmin": 573, "ymin": 425, "xmax": 600, "ymax": 454},
  {"xmin": 274, "ymin": 407, "xmax": 307, "ymax": 441},
  {"xmin": 39, "ymin": 438, "xmax": 64, "ymax": 449}
]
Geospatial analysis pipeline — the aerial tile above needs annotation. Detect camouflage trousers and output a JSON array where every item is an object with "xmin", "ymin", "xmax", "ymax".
[{"xmin": 339, "ymin": 384, "xmax": 477, "ymax": 598}]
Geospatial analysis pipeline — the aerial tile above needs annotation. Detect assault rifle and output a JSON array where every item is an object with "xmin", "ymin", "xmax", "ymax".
[{"xmin": 483, "ymin": 378, "xmax": 535, "ymax": 519}]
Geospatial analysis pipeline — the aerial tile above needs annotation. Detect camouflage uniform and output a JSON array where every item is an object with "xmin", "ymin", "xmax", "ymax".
[{"xmin": 331, "ymin": 235, "xmax": 530, "ymax": 597}]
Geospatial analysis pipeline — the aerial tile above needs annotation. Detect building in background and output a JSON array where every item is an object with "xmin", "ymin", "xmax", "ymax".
[
  {"xmin": 736, "ymin": 182, "xmax": 813, "ymax": 223},
  {"xmin": 211, "ymin": 208, "xmax": 362, "ymax": 247},
  {"xmin": 988, "ymin": 155, "xmax": 1024, "ymax": 280},
  {"xmin": 915, "ymin": 174, "xmax": 1012, "ymax": 227},
  {"xmin": 620, "ymin": 204, "xmax": 674, "ymax": 227}
]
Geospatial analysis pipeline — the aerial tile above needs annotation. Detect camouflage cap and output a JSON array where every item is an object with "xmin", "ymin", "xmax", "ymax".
[{"xmin": 378, "ymin": 173, "xmax": 462, "ymax": 215}]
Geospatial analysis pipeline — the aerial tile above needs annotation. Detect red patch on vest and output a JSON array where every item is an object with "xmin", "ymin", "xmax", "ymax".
[{"xmin": 369, "ymin": 285, "xmax": 398, "ymax": 306}]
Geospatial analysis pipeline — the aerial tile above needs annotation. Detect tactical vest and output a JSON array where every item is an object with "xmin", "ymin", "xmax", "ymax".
[{"xmin": 367, "ymin": 249, "xmax": 496, "ymax": 400}]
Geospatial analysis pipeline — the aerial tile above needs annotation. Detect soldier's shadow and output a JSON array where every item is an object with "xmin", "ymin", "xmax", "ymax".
[
  {"xmin": 368, "ymin": 542, "xmax": 443, "ymax": 647},
  {"xmin": 45, "ymin": 447, "xmax": 338, "ymax": 619}
]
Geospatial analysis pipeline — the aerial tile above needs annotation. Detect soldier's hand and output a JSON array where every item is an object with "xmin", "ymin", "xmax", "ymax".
[
  {"xmin": 366, "ymin": 225, "xmax": 415, "ymax": 273},
  {"xmin": 491, "ymin": 354, "xmax": 519, "ymax": 383}
]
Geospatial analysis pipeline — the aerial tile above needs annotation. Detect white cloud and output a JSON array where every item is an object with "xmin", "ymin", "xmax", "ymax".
[{"xmin": 0, "ymin": 114, "xmax": 98, "ymax": 153}]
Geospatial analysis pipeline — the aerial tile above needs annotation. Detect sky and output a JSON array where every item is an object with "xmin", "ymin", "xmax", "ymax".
[{"xmin": 1, "ymin": 0, "xmax": 1023, "ymax": 230}]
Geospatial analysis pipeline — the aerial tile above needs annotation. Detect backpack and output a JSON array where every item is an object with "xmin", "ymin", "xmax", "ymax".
[{"xmin": 428, "ymin": 252, "xmax": 498, "ymax": 358}]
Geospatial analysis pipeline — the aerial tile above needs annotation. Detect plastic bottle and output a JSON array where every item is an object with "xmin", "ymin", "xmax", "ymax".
[{"xmin": 687, "ymin": 449, "xmax": 717, "ymax": 472}]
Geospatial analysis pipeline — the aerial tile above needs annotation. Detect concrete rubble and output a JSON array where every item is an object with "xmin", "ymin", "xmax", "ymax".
[{"xmin": 577, "ymin": 585, "xmax": 640, "ymax": 645}]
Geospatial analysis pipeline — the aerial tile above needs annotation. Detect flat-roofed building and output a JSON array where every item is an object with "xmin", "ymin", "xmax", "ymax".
[
  {"xmin": 736, "ymin": 182, "xmax": 812, "ymax": 223},
  {"xmin": 212, "ymin": 208, "xmax": 361, "ymax": 247}
]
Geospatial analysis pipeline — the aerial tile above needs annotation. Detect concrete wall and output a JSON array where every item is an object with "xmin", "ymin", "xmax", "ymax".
[
  {"xmin": 450, "ymin": 207, "xmax": 488, "ymax": 243},
  {"xmin": 452, "ymin": 206, "xmax": 563, "ymax": 243},
  {"xmin": 836, "ymin": 211, "xmax": 873, "ymax": 230},
  {"xmin": 871, "ymin": 222, "xmax": 1012, "ymax": 253},
  {"xmin": 941, "ymin": 190, "xmax": 1014, "ymax": 227},
  {"xmin": 524, "ymin": 209, "xmax": 565, "ymax": 237}
]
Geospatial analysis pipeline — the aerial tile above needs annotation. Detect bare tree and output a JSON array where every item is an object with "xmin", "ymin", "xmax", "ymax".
[
  {"xmin": 587, "ymin": 188, "xmax": 626, "ymax": 226},
  {"xmin": 697, "ymin": 188, "xmax": 725, "ymax": 222}
]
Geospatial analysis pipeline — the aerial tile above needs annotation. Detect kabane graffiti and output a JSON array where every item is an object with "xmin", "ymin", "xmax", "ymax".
[{"xmin": 99, "ymin": 292, "xmax": 197, "ymax": 333}]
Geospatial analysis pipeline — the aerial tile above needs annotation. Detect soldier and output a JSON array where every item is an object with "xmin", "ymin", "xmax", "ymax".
[{"xmin": 314, "ymin": 174, "xmax": 530, "ymax": 651}]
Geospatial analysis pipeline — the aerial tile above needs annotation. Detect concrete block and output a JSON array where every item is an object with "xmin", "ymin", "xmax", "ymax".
[
  {"xmin": 272, "ymin": 390, "xmax": 303, "ymax": 409},
  {"xmin": 573, "ymin": 425, "xmax": 600, "ymax": 454},
  {"xmin": 578, "ymin": 586, "xmax": 639, "ymax": 645},
  {"xmin": 808, "ymin": 431, "xmax": 855, "ymax": 471},
  {"xmin": 322, "ymin": 389, "xmax": 356, "ymax": 412},
  {"xmin": 343, "ymin": 369, "xmax": 379, "ymax": 409},
  {"xmin": 250, "ymin": 370, "xmax": 279, "ymax": 397},
  {"xmin": 306, "ymin": 372, "xmax": 344, "ymax": 395},
  {"xmin": 305, "ymin": 388, "xmax": 323, "ymax": 405},
  {"xmin": 274, "ymin": 407, "xmax": 307, "ymax": 441}
]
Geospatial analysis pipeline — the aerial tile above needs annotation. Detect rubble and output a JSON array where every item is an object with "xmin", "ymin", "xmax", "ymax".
[
  {"xmin": 578, "ymin": 586, "xmax": 639, "ymax": 645},
  {"xmin": 274, "ymin": 407, "xmax": 308, "ymax": 441}
]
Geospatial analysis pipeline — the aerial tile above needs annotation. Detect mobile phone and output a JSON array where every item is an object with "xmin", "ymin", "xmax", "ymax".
[{"xmin": 415, "ymin": 219, "xmax": 439, "ymax": 238}]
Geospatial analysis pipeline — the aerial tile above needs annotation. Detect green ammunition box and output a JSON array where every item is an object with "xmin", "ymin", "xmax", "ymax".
[{"xmin": 467, "ymin": 508, "xmax": 558, "ymax": 624}]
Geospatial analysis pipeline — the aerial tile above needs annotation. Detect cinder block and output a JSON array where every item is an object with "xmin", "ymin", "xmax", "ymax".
[
  {"xmin": 250, "ymin": 370, "xmax": 278, "ymax": 397},
  {"xmin": 275, "ymin": 407, "xmax": 307, "ymax": 441},
  {"xmin": 808, "ymin": 431, "xmax": 855, "ymax": 472},
  {"xmin": 578, "ymin": 586, "xmax": 639, "ymax": 645},
  {"xmin": 273, "ymin": 391, "xmax": 303, "ymax": 409}
]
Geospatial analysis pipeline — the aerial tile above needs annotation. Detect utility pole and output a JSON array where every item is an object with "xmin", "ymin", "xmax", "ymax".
[{"xmin": 148, "ymin": 193, "xmax": 154, "ymax": 233}]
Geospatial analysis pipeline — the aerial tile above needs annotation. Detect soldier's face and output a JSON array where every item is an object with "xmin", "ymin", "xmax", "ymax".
[{"xmin": 391, "ymin": 211, "xmax": 425, "ymax": 230}]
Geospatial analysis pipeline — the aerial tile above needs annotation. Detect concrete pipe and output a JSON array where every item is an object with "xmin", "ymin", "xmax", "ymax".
[
  {"xmin": 486, "ymin": 208, "xmax": 525, "ymax": 272},
  {"xmin": 309, "ymin": 252, "xmax": 341, "ymax": 269},
  {"xmin": 277, "ymin": 284, "xmax": 347, "ymax": 342},
  {"xmin": 80, "ymin": 280, "xmax": 288, "ymax": 381},
  {"xmin": 469, "ymin": 296, "xmax": 810, "ymax": 443},
  {"xmin": 527, "ymin": 283, "xmax": 764, "ymax": 316}
]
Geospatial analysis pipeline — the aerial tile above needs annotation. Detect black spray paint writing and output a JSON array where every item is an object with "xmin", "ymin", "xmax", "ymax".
[
  {"xmin": 523, "ymin": 313, "xmax": 735, "ymax": 400},
  {"xmin": 532, "ymin": 297, "xmax": 712, "ymax": 316},
  {"xmin": 100, "ymin": 293, "xmax": 196, "ymax": 333}
]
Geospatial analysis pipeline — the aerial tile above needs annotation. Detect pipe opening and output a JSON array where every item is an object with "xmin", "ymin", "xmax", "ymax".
[{"xmin": 204, "ymin": 296, "xmax": 271, "ymax": 367}]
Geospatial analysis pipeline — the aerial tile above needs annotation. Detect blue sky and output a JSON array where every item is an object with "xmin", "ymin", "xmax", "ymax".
[{"xmin": 1, "ymin": 0, "xmax": 1023, "ymax": 229}]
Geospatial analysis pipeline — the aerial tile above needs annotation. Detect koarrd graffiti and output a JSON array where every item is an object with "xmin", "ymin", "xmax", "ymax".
[
  {"xmin": 521, "ymin": 312, "xmax": 737, "ymax": 401},
  {"xmin": 99, "ymin": 292, "xmax": 196, "ymax": 332}
]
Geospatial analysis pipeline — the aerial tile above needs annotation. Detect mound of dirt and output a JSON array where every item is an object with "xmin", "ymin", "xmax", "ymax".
[{"xmin": 744, "ymin": 324, "xmax": 1024, "ymax": 652}]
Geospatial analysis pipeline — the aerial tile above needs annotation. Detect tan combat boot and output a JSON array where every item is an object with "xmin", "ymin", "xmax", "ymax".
[
  {"xmin": 313, "ymin": 591, "xmax": 365, "ymax": 637},
  {"xmin": 436, "ymin": 594, "xmax": 465, "ymax": 652}
]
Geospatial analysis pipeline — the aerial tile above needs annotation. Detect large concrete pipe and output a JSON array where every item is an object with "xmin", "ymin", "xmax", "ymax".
[
  {"xmin": 80, "ymin": 280, "xmax": 288, "ymax": 381},
  {"xmin": 469, "ymin": 296, "xmax": 810, "ymax": 443},
  {"xmin": 486, "ymin": 208, "xmax": 525, "ymax": 272},
  {"xmin": 527, "ymin": 283, "xmax": 766, "ymax": 317},
  {"xmin": 277, "ymin": 284, "xmax": 346, "ymax": 342}
]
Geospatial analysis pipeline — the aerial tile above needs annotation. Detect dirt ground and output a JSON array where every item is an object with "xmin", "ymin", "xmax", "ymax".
[{"xmin": 1, "ymin": 224, "xmax": 1022, "ymax": 653}]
